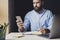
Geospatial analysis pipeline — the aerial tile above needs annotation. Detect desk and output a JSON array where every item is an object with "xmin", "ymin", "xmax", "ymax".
[{"xmin": 6, "ymin": 32, "xmax": 60, "ymax": 40}]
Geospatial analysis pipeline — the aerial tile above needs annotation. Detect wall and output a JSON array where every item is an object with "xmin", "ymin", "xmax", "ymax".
[
  {"xmin": 0, "ymin": 0, "xmax": 8, "ymax": 24},
  {"xmin": 0, "ymin": 0, "xmax": 9, "ymax": 34}
]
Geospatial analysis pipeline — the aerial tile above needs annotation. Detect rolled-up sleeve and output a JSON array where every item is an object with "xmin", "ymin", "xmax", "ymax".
[
  {"xmin": 45, "ymin": 11, "xmax": 54, "ymax": 30},
  {"xmin": 18, "ymin": 13, "xmax": 30, "ymax": 32},
  {"xmin": 23, "ymin": 13, "xmax": 30, "ymax": 31},
  {"xmin": 47, "ymin": 15, "xmax": 54, "ymax": 30}
]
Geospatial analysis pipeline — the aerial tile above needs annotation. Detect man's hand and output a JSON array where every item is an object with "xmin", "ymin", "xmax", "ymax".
[
  {"xmin": 39, "ymin": 28, "xmax": 46, "ymax": 35},
  {"xmin": 16, "ymin": 20, "xmax": 24, "ymax": 32},
  {"xmin": 38, "ymin": 28, "xmax": 50, "ymax": 35}
]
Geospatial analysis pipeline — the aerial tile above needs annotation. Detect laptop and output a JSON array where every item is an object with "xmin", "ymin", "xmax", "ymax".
[{"xmin": 49, "ymin": 15, "xmax": 60, "ymax": 39}]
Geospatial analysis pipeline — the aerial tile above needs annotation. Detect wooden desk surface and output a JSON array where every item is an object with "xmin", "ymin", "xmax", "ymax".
[{"xmin": 5, "ymin": 32, "xmax": 60, "ymax": 40}]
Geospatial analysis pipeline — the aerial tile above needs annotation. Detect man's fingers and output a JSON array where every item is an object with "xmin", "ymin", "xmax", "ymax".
[
  {"xmin": 38, "ymin": 29, "xmax": 46, "ymax": 34},
  {"xmin": 17, "ymin": 22, "xmax": 23, "ymax": 25},
  {"xmin": 17, "ymin": 22, "xmax": 23, "ymax": 28},
  {"xmin": 16, "ymin": 20, "xmax": 21, "ymax": 23},
  {"xmin": 41, "ymin": 29, "xmax": 46, "ymax": 34}
]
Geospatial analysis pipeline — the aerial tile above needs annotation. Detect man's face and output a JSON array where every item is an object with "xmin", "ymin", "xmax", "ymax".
[{"xmin": 33, "ymin": 0, "xmax": 42, "ymax": 11}]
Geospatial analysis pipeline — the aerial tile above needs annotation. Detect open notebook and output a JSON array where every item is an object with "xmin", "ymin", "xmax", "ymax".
[
  {"xmin": 24, "ymin": 31, "xmax": 42, "ymax": 35},
  {"xmin": 12, "ymin": 31, "xmax": 42, "ymax": 38}
]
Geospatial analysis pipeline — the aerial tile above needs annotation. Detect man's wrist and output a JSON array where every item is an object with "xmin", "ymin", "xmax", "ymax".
[
  {"xmin": 45, "ymin": 29, "xmax": 50, "ymax": 33},
  {"xmin": 20, "ymin": 27, "xmax": 24, "ymax": 32}
]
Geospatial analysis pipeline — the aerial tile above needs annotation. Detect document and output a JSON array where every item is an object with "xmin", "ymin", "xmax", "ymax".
[{"xmin": 24, "ymin": 31, "xmax": 42, "ymax": 35}]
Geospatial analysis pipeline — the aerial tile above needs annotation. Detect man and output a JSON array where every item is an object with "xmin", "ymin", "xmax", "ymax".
[{"xmin": 16, "ymin": 0, "xmax": 53, "ymax": 34}]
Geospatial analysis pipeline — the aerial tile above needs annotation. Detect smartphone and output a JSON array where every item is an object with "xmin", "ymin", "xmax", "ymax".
[{"xmin": 16, "ymin": 16, "xmax": 23, "ymax": 23}]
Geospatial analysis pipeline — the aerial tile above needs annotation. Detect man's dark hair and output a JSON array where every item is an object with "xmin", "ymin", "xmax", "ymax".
[{"xmin": 41, "ymin": 0, "xmax": 44, "ymax": 1}]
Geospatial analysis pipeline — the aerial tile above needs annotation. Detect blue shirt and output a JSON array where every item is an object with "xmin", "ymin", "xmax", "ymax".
[{"xmin": 20, "ymin": 9, "xmax": 53, "ymax": 32}]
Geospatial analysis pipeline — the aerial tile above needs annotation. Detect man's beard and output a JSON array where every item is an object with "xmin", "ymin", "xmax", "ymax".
[
  {"xmin": 34, "ymin": 6, "xmax": 42, "ymax": 12},
  {"xmin": 34, "ymin": 7, "xmax": 40, "ymax": 11}
]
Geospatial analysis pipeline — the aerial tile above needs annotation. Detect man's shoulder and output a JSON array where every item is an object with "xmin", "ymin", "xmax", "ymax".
[
  {"xmin": 43, "ymin": 8, "xmax": 52, "ymax": 12},
  {"xmin": 42, "ymin": 8, "xmax": 53, "ymax": 18},
  {"xmin": 27, "ymin": 10, "xmax": 34, "ymax": 14},
  {"xmin": 25, "ymin": 10, "xmax": 34, "ymax": 16}
]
